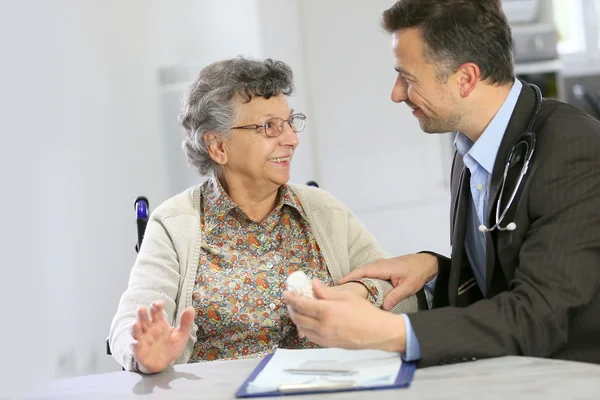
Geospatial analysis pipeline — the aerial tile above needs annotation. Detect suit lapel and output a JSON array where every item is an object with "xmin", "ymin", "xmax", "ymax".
[
  {"xmin": 484, "ymin": 81, "xmax": 538, "ymax": 291},
  {"xmin": 449, "ymin": 165, "xmax": 471, "ymax": 306},
  {"xmin": 450, "ymin": 152, "xmax": 463, "ymax": 238}
]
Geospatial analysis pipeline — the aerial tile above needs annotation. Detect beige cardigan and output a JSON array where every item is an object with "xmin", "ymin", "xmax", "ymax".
[{"xmin": 108, "ymin": 184, "xmax": 418, "ymax": 371}]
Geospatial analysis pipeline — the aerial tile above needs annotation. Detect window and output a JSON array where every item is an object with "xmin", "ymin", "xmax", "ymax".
[
  {"xmin": 552, "ymin": 0, "xmax": 600, "ymax": 62},
  {"xmin": 553, "ymin": 0, "xmax": 585, "ymax": 54}
]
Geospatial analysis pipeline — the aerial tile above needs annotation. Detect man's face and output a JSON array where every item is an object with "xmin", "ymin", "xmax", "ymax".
[{"xmin": 390, "ymin": 28, "xmax": 462, "ymax": 133}]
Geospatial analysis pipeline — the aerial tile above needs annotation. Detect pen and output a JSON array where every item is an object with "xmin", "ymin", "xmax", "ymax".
[{"xmin": 284, "ymin": 369, "xmax": 357, "ymax": 376}]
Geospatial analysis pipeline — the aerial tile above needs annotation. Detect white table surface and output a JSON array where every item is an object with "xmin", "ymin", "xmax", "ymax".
[{"xmin": 23, "ymin": 356, "xmax": 600, "ymax": 400}]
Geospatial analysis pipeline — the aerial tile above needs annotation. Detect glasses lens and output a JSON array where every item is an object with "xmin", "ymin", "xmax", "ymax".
[
  {"xmin": 264, "ymin": 118, "xmax": 284, "ymax": 137},
  {"xmin": 290, "ymin": 114, "xmax": 306, "ymax": 132}
]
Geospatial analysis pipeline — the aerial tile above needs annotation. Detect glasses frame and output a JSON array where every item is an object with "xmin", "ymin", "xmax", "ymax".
[{"xmin": 231, "ymin": 112, "xmax": 307, "ymax": 138}]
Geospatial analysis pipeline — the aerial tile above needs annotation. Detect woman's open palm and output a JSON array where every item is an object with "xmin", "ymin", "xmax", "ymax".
[{"xmin": 131, "ymin": 300, "xmax": 195, "ymax": 374}]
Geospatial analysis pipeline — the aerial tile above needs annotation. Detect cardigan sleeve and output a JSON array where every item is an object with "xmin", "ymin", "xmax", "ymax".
[
  {"xmin": 108, "ymin": 211, "xmax": 182, "ymax": 371},
  {"xmin": 281, "ymin": 184, "xmax": 419, "ymax": 314},
  {"xmin": 345, "ymin": 208, "xmax": 419, "ymax": 314}
]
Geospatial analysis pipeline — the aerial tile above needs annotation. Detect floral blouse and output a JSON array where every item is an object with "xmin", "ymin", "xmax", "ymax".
[{"xmin": 188, "ymin": 179, "xmax": 377, "ymax": 362}]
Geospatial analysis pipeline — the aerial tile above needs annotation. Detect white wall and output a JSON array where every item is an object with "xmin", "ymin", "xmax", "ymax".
[
  {"xmin": 153, "ymin": 0, "xmax": 263, "ymax": 68},
  {"xmin": 0, "ymin": 3, "xmax": 57, "ymax": 395},
  {"xmin": 0, "ymin": 1, "xmax": 452, "ymax": 396},
  {"xmin": 153, "ymin": 0, "xmax": 267, "ymax": 194},
  {"xmin": 14, "ymin": 0, "xmax": 173, "ymax": 384},
  {"xmin": 44, "ymin": 1, "xmax": 174, "ymax": 379},
  {"xmin": 156, "ymin": 0, "xmax": 317, "ymax": 193},
  {"xmin": 298, "ymin": 0, "xmax": 452, "ymax": 256},
  {"xmin": 256, "ymin": 0, "xmax": 317, "ymax": 186},
  {"xmin": 0, "ymin": 0, "xmax": 166, "ymax": 395}
]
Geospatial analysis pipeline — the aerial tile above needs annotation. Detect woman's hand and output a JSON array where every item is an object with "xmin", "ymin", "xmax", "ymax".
[
  {"xmin": 331, "ymin": 282, "xmax": 369, "ymax": 299},
  {"xmin": 131, "ymin": 300, "xmax": 195, "ymax": 374},
  {"xmin": 339, "ymin": 254, "xmax": 438, "ymax": 310}
]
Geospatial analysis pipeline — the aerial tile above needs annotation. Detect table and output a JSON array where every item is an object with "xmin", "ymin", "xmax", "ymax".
[{"xmin": 24, "ymin": 356, "xmax": 600, "ymax": 399}]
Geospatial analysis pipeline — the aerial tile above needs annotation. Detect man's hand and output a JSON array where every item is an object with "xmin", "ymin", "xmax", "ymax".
[
  {"xmin": 339, "ymin": 253, "xmax": 438, "ymax": 310},
  {"xmin": 284, "ymin": 280, "xmax": 406, "ymax": 352},
  {"xmin": 131, "ymin": 300, "xmax": 195, "ymax": 374}
]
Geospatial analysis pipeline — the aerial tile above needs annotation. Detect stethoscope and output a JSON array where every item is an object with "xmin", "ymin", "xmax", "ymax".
[{"xmin": 479, "ymin": 83, "xmax": 543, "ymax": 233}]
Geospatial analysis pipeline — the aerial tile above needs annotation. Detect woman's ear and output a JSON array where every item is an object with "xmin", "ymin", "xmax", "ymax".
[{"xmin": 205, "ymin": 132, "xmax": 228, "ymax": 166}]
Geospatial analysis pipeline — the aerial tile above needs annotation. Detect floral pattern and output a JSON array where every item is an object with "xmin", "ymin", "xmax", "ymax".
[{"xmin": 189, "ymin": 179, "xmax": 377, "ymax": 362}]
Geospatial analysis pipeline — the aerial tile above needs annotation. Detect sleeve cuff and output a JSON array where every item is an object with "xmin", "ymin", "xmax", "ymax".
[
  {"xmin": 347, "ymin": 279, "xmax": 381, "ymax": 306},
  {"xmin": 424, "ymin": 275, "xmax": 437, "ymax": 309},
  {"xmin": 401, "ymin": 314, "xmax": 421, "ymax": 361}
]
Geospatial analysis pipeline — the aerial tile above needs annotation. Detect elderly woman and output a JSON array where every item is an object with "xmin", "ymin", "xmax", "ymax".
[{"xmin": 109, "ymin": 57, "xmax": 418, "ymax": 374}]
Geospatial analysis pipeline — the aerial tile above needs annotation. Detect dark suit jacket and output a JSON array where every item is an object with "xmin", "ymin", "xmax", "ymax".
[{"xmin": 408, "ymin": 82, "xmax": 600, "ymax": 367}]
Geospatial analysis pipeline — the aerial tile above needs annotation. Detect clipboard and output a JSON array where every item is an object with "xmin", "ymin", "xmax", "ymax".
[{"xmin": 235, "ymin": 352, "xmax": 416, "ymax": 398}]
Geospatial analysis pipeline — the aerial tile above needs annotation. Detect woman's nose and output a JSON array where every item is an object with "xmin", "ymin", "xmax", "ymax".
[{"xmin": 280, "ymin": 122, "xmax": 299, "ymax": 147}]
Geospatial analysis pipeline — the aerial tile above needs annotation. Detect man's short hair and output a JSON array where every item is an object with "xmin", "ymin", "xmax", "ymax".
[{"xmin": 382, "ymin": 0, "xmax": 515, "ymax": 84}]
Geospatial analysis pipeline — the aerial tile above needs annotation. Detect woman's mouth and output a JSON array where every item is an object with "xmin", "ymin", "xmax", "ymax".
[{"xmin": 268, "ymin": 156, "xmax": 291, "ymax": 164}]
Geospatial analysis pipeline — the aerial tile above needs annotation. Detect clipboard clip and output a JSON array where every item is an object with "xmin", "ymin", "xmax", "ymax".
[{"xmin": 278, "ymin": 377, "xmax": 356, "ymax": 394}]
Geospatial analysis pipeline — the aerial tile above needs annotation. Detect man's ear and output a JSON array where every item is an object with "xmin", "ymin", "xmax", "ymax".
[
  {"xmin": 205, "ymin": 132, "xmax": 228, "ymax": 166},
  {"xmin": 455, "ymin": 62, "xmax": 480, "ymax": 98}
]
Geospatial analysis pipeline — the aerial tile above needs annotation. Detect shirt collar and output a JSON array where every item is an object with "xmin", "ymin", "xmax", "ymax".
[
  {"xmin": 202, "ymin": 178, "xmax": 237, "ymax": 232},
  {"xmin": 280, "ymin": 185, "xmax": 308, "ymax": 221},
  {"xmin": 202, "ymin": 179, "xmax": 307, "ymax": 231},
  {"xmin": 454, "ymin": 79, "xmax": 522, "ymax": 174}
]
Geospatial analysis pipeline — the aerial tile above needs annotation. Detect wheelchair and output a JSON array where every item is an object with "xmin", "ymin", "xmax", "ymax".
[
  {"xmin": 105, "ymin": 196, "xmax": 150, "ymax": 358},
  {"xmin": 105, "ymin": 181, "xmax": 320, "ymax": 358}
]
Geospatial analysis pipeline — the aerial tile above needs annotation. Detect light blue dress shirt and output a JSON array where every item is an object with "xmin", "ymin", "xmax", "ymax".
[{"xmin": 401, "ymin": 80, "xmax": 523, "ymax": 361}]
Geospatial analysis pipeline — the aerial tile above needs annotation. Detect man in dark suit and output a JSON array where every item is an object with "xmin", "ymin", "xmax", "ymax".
[{"xmin": 285, "ymin": 0, "xmax": 600, "ymax": 367}]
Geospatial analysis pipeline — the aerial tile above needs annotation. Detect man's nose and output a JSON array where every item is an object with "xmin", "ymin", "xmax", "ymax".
[{"xmin": 391, "ymin": 76, "xmax": 408, "ymax": 103}]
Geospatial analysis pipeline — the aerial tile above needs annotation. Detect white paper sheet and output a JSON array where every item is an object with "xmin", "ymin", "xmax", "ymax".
[{"xmin": 246, "ymin": 348, "xmax": 402, "ymax": 394}]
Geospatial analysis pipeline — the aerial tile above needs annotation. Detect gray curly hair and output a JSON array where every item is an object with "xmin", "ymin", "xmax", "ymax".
[{"xmin": 179, "ymin": 56, "xmax": 295, "ymax": 177}]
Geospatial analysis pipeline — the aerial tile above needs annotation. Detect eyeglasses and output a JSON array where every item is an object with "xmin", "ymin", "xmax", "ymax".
[{"xmin": 231, "ymin": 112, "xmax": 307, "ymax": 138}]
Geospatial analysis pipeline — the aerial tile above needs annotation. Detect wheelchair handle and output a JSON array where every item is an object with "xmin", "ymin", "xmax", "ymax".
[
  {"xmin": 134, "ymin": 196, "xmax": 149, "ymax": 253},
  {"xmin": 135, "ymin": 196, "xmax": 149, "ymax": 219}
]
